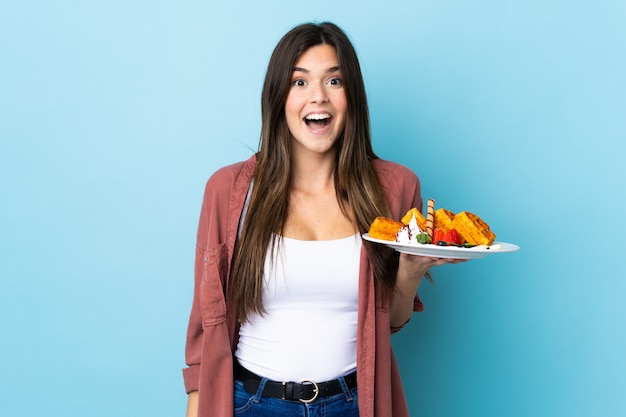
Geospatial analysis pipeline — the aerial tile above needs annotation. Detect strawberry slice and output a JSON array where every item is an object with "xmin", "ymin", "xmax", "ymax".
[
  {"xmin": 432, "ymin": 228, "xmax": 444, "ymax": 245},
  {"xmin": 442, "ymin": 229, "xmax": 463, "ymax": 245}
]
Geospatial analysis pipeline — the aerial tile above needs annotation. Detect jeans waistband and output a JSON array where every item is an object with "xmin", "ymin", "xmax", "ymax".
[{"xmin": 234, "ymin": 361, "xmax": 357, "ymax": 403}]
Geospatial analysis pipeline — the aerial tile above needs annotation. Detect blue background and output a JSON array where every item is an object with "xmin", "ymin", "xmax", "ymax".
[{"xmin": 1, "ymin": 1, "xmax": 625, "ymax": 416}]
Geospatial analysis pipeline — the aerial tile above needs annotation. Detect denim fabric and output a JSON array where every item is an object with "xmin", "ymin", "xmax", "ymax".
[{"xmin": 234, "ymin": 375, "xmax": 359, "ymax": 417}]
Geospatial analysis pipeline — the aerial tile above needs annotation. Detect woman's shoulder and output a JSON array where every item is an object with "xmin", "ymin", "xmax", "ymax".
[
  {"xmin": 371, "ymin": 158, "xmax": 422, "ymax": 214},
  {"xmin": 205, "ymin": 155, "xmax": 256, "ymax": 189},
  {"xmin": 371, "ymin": 158, "xmax": 419, "ymax": 185}
]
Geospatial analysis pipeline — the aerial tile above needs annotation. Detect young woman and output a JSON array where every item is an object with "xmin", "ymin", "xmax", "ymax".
[{"xmin": 183, "ymin": 22, "xmax": 460, "ymax": 417}]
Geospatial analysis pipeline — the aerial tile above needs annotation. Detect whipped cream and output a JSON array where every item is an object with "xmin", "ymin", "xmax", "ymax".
[{"xmin": 395, "ymin": 214, "xmax": 424, "ymax": 244}]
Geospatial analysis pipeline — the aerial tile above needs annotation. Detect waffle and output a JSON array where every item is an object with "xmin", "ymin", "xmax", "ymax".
[
  {"xmin": 368, "ymin": 217, "xmax": 404, "ymax": 241},
  {"xmin": 451, "ymin": 211, "xmax": 496, "ymax": 245},
  {"xmin": 401, "ymin": 208, "xmax": 427, "ymax": 231},
  {"xmin": 434, "ymin": 208, "xmax": 455, "ymax": 233}
]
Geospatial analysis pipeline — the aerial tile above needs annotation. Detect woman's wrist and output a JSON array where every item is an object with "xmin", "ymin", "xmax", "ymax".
[{"xmin": 390, "ymin": 261, "xmax": 426, "ymax": 327}]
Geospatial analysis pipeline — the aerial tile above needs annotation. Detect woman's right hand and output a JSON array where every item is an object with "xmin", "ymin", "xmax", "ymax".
[{"xmin": 186, "ymin": 391, "xmax": 198, "ymax": 417}]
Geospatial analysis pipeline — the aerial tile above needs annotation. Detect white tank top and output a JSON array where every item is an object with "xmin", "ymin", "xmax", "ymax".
[{"xmin": 235, "ymin": 233, "xmax": 362, "ymax": 382}]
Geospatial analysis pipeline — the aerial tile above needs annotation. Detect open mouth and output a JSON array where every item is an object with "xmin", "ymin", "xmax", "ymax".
[{"xmin": 304, "ymin": 113, "xmax": 332, "ymax": 129}]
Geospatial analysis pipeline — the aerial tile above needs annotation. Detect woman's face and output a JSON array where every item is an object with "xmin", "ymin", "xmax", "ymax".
[{"xmin": 285, "ymin": 44, "xmax": 347, "ymax": 158}]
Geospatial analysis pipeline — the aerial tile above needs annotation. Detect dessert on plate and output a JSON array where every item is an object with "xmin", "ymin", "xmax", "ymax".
[{"xmin": 367, "ymin": 199, "xmax": 496, "ymax": 247}]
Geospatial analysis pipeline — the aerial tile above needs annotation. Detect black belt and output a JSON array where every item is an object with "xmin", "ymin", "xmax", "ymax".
[{"xmin": 234, "ymin": 361, "xmax": 357, "ymax": 403}]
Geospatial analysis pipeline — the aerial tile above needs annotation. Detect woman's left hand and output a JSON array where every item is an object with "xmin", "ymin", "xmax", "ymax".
[{"xmin": 398, "ymin": 252, "xmax": 467, "ymax": 278}]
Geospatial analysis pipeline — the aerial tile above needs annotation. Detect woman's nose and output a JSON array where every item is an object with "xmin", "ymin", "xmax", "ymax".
[{"xmin": 309, "ymin": 83, "xmax": 329, "ymax": 103}]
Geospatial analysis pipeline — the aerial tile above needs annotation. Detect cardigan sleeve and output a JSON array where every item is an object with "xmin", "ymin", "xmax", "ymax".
[
  {"xmin": 182, "ymin": 167, "xmax": 235, "ymax": 393},
  {"xmin": 182, "ymin": 180, "xmax": 213, "ymax": 393},
  {"xmin": 182, "ymin": 159, "xmax": 251, "ymax": 396},
  {"xmin": 372, "ymin": 158, "xmax": 426, "ymax": 333}
]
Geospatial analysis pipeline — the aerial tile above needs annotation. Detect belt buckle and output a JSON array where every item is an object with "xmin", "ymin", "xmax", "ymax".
[{"xmin": 298, "ymin": 379, "xmax": 319, "ymax": 404}]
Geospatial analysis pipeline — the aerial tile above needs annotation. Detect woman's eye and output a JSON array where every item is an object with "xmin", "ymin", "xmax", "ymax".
[
  {"xmin": 328, "ymin": 77, "xmax": 343, "ymax": 86},
  {"xmin": 292, "ymin": 79, "xmax": 306, "ymax": 87}
]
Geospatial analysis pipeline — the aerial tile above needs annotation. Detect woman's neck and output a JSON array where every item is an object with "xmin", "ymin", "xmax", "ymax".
[
  {"xmin": 290, "ymin": 151, "xmax": 337, "ymax": 194},
  {"xmin": 284, "ymin": 154, "xmax": 358, "ymax": 241}
]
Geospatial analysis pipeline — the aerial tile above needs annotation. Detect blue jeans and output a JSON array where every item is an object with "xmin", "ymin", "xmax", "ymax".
[{"xmin": 234, "ymin": 375, "xmax": 359, "ymax": 417}]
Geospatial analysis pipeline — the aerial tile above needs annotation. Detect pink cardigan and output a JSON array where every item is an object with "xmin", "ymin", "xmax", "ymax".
[{"xmin": 183, "ymin": 155, "xmax": 424, "ymax": 416}]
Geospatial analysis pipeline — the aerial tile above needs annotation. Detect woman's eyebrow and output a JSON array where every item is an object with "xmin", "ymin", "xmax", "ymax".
[{"xmin": 292, "ymin": 66, "xmax": 341, "ymax": 74}]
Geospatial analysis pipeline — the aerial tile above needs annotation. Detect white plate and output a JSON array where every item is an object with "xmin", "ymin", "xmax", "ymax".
[{"xmin": 362, "ymin": 233, "xmax": 520, "ymax": 259}]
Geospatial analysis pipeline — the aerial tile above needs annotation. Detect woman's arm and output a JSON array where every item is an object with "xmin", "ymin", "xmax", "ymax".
[
  {"xmin": 389, "ymin": 254, "xmax": 465, "ymax": 328},
  {"xmin": 186, "ymin": 391, "xmax": 198, "ymax": 417}
]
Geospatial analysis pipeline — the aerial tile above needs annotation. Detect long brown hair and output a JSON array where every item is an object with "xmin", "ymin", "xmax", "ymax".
[{"xmin": 231, "ymin": 22, "xmax": 399, "ymax": 322}]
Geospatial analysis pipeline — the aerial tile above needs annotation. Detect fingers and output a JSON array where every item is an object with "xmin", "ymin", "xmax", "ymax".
[
  {"xmin": 432, "ymin": 257, "xmax": 468, "ymax": 265},
  {"xmin": 400, "ymin": 253, "xmax": 467, "ymax": 267}
]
